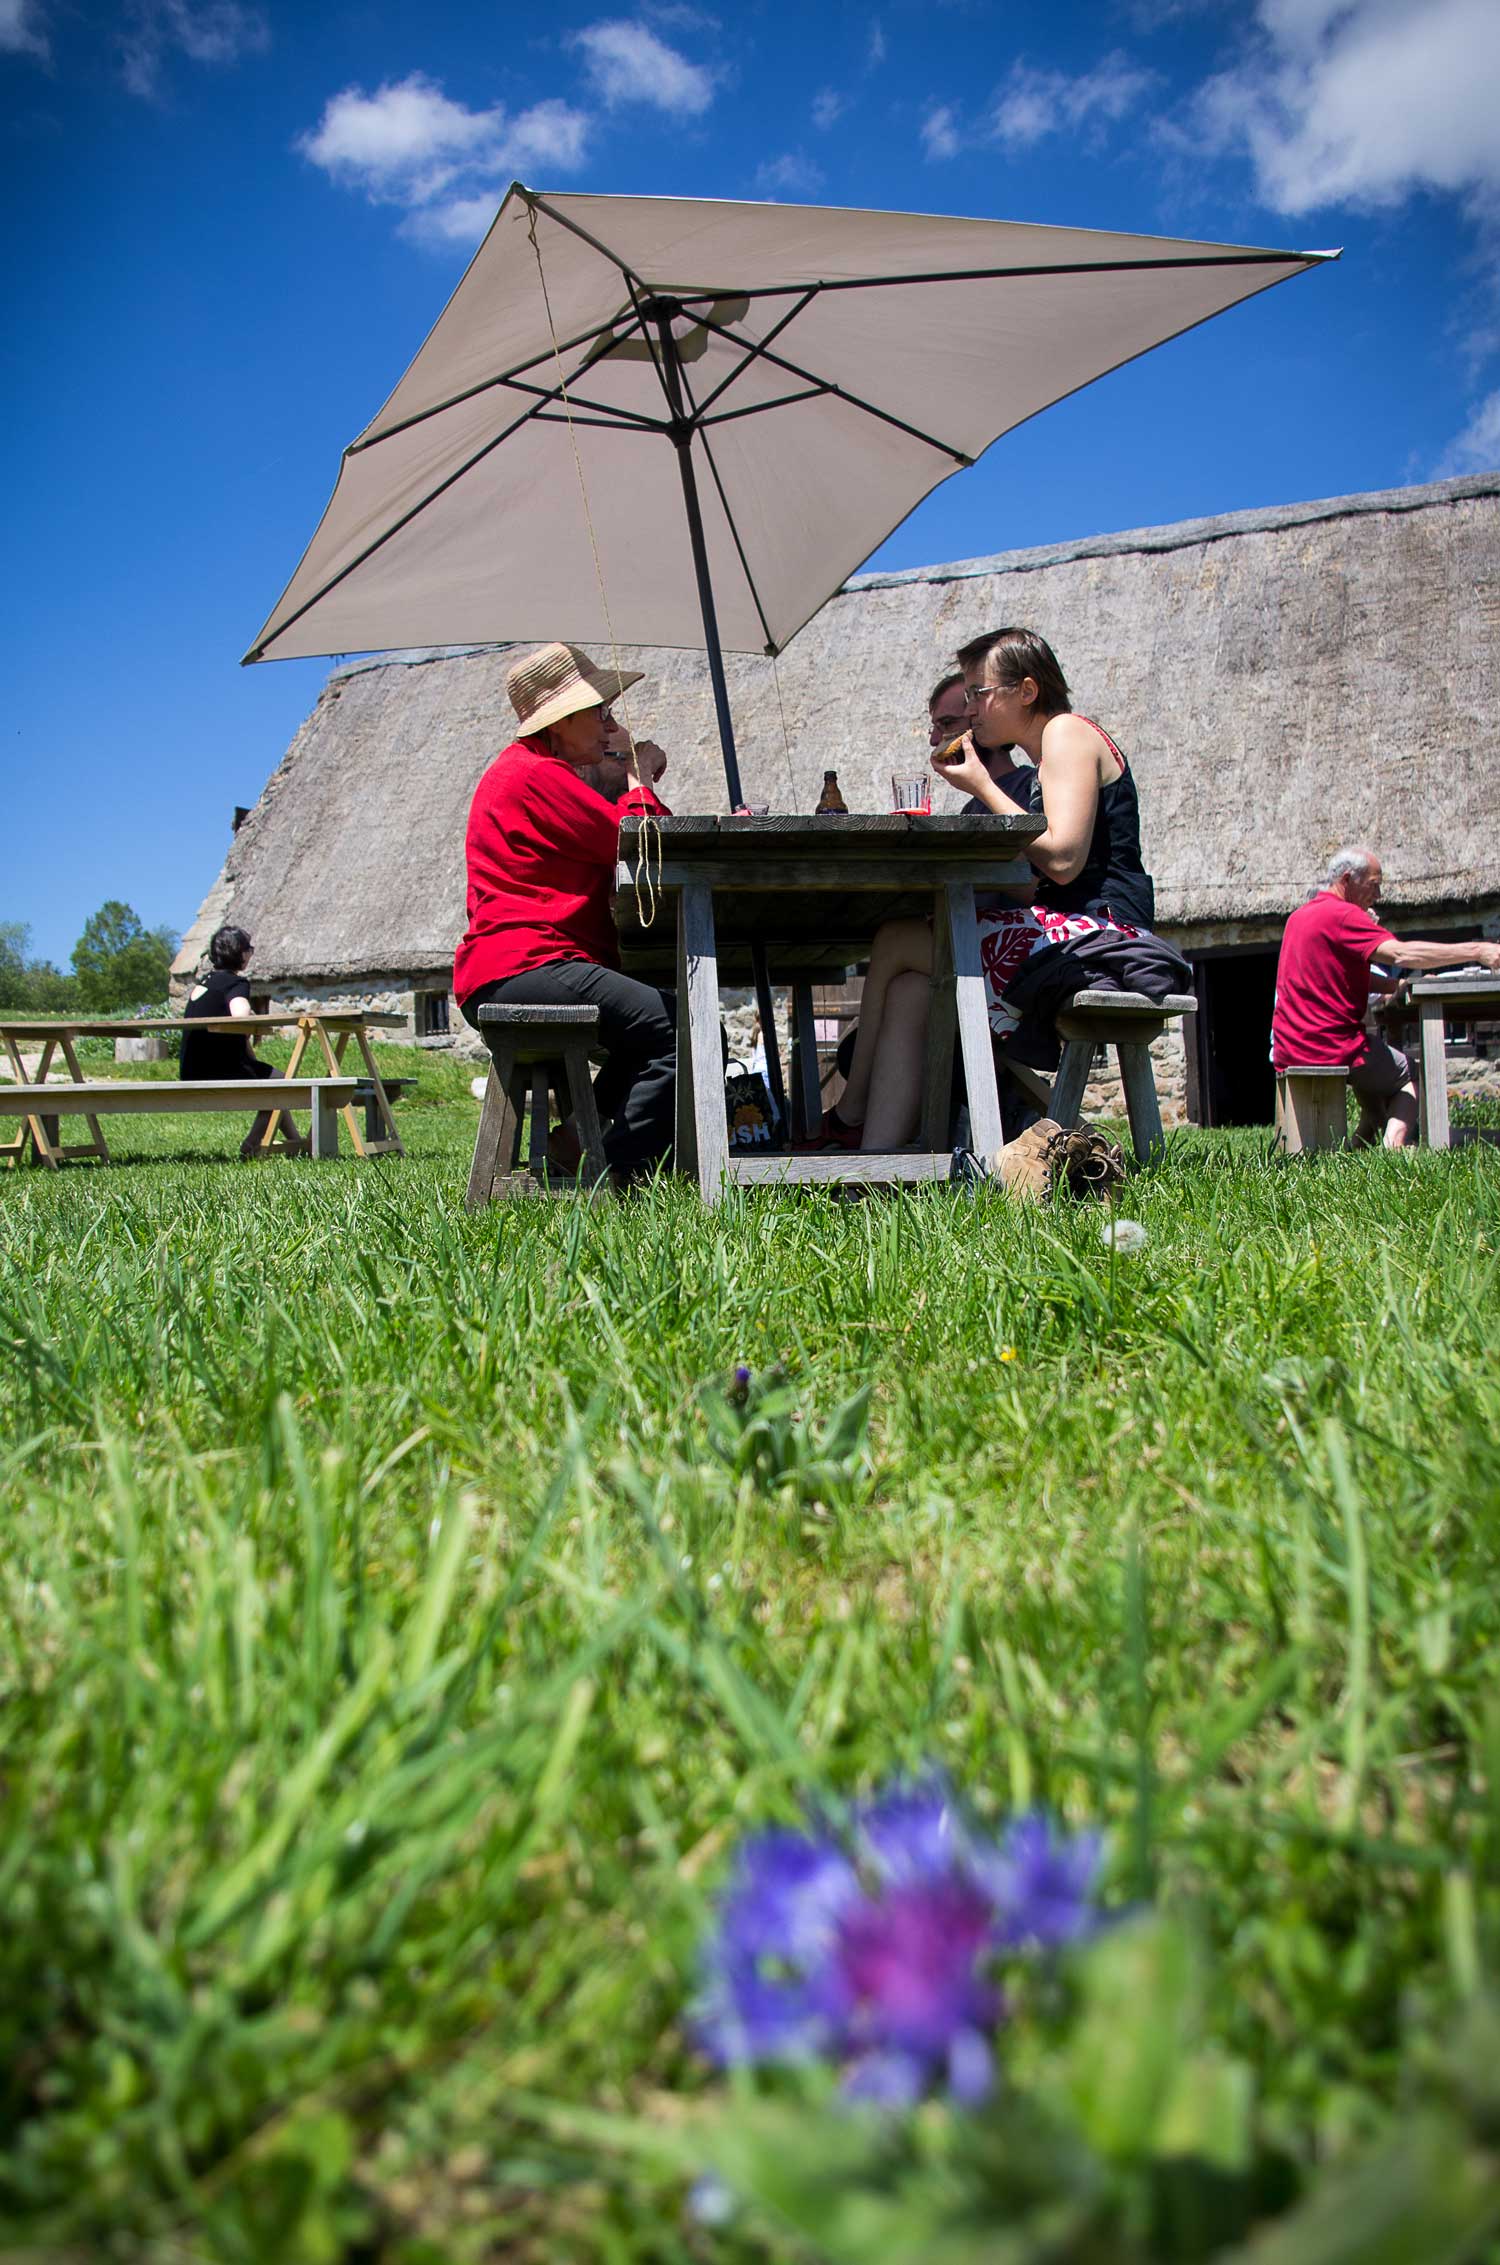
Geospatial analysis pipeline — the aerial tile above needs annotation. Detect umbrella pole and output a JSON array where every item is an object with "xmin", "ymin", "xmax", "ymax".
[{"xmin": 654, "ymin": 308, "xmax": 790, "ymax": 1133}]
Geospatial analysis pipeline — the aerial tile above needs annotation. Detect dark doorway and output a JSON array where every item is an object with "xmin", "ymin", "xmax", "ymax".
[{"xmin": 1191, "ymin": 950, "xmax": 1279, "ymax": 1125}]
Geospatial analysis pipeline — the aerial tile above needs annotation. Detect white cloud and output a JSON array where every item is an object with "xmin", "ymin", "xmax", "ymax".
[
  {"xmin": 921, "ymin": 103, "xmax": 961, "ymax": 161},
  {"xmin": 0, "ymin": 0, "xmax": 49, "ymax": 60},
  {"xmin": 866, "ymin": 21, "xmax": 886, "ymax": 68},
  {"xmin": 753, "ymin": 151, "xmax": 824, "ymax": 196},
  {"xmin": 811, "ymin": 87, "xmax": 848, "ymax": 130},
  {"xmin": 121, "ymin": 0, "xmax": 268, "ymax": 100},
  {"xmin": 299, "ymin": 75, "xmax": 589, "ymax": 246},
  {"xmin": 572, "ymin": 18, "xmax": 715, "ymax": 114},
  {"xmin": 989, "ymin": 53, "xmax": 1158, "ymax": 148},
  {"xmin": 920, "ymin": 51, "xmax": 1154, "ymax": 161},
  {"xmin": 1190, "ymin": 0, "xmax": 1500, "ymax": 219},
  {"xmin": 1433, "ymin": 388, "xmax": 1500, "ymax": 477}
]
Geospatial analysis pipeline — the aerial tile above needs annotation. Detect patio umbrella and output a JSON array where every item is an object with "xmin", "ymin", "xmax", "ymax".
[{"xmin": 245, "ymin": 185, "xmax": 1335, "ymax": 807}]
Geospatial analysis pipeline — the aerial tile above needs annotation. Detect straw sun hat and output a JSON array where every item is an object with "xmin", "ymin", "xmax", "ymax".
[{"xmin": 506, "ymin": 642, "xmax": 644, "ymax": 736}]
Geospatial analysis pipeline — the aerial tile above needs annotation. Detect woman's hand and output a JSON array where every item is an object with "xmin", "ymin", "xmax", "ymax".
[
  {"xmin": 627, "ymin": 738, "xmax": 669, "ymax": 788},
  {"xmin": 607, "ymin": 726, "xmax": 668, "ymax": 790},
  {"xmin": 929, "ymin": 733, "xmax": 991, "ymax": 801}
]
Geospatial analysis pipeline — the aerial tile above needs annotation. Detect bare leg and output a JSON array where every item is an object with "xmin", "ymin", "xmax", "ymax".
[
  {"xmin": 838, "ymin": 919, "xmax": 933, "ymax": 1125},
  {"xmin": 861, "ymin": 970, "xmax": 932, "ymax": 1150},
  {"xmin": 242, "ymin": 1110, "xmax": 308, "ymax": 1157},
  {"xmin": 1383, "ymin": 1083, "xmax": 1419, "ymax": 1148}
]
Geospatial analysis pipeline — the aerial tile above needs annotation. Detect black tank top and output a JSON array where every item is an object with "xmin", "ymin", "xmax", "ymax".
[
  {"xmin": 180, "ymin": 968, "xmax": 259, "ymax": 1080},
  {"xmin": 1031, "ymin": 717, "xmax": 1155, "ymax": 929}
]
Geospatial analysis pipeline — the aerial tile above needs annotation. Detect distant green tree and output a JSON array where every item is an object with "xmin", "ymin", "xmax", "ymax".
[
  {"xmin": 0, "ymin": 921, "xmax": 77, "ymax": 1013},
  {"xmin": 70, "ymin": 902, "xmax": 177, "ymax": 1013}
]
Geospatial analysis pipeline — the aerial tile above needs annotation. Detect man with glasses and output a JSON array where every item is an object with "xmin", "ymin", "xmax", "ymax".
[{"xmin": 927, "ymin": 669, "xmax": 1037, "ymax": 813}]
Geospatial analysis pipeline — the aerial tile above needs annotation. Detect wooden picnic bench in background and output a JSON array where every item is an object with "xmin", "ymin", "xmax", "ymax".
[
  {"xmin": 0, "ymin": 1078, "xmax": 359, "ymax": 1165},
  {"xmin": 0, "ymin": 1010, "xmax": 407, "ymax": 1169}
]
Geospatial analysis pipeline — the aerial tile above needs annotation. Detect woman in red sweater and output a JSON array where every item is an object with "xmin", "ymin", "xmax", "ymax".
[{"xmin": 455, "ymin": 642, "xmax": 675, "ymax": 1179}]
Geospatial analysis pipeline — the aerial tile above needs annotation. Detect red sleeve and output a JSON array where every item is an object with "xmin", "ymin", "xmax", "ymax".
[
  {"xmin": 517, "ymin": 764, "xmax": 632, "ymax": 862},
  {"xmin": 619, "ymin": 784, "xmax": 672, "ymax": 818},
  {"xmin": 1342, "ymin": 904, "xmax": 1396, "ymax": 961}
]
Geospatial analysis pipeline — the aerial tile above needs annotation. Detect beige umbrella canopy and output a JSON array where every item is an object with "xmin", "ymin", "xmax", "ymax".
[{"xmin": 246, "ymin": 184, "xmax": 1333, "ymax": 800}]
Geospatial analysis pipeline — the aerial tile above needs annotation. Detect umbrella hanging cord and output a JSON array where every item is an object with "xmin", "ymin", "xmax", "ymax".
[
  {"xmin": 528, "ymin": 209, "xmax": 661, "ymax": 930},
  {"xmin": 769, "ymin": 654, "xmax": 799, "ymax": 811}
]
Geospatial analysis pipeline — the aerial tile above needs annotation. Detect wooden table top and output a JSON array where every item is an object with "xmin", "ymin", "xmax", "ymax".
[
  {"xmin": 615, "ymin": 811, "xmax": 1040, "ymax": 974},
  {"xmin": 1406, "ymin": 974, "xmax": 1500, "ymax": 1007}
]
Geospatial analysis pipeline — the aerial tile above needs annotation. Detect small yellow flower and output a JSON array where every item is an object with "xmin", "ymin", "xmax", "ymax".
[{"xmin": 1000, "ymin": 1345, "xmax": 1018, "ymax": 1362}]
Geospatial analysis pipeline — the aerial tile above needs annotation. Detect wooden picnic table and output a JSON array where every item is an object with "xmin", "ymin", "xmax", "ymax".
[
  {"xmin": 0, "ymin": 1009, "xmax": 408, "ymax": 1168},
  {"xmin": 615, "ymin": 811, "xmax": 1041, "ymax": 1202},
  {"xmin": 1379, "ymin": 974, "xmax": 1500, "ymax": 1148}
]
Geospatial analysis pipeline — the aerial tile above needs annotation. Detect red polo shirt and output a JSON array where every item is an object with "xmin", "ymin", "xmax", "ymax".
[
  {"xmin": 1272, "ymin": 891, "xmax": 1396, "ymax": 1069},
  {"xmin": 453, "ymin": 736, "xmax": 669, "ymax": 1002}
]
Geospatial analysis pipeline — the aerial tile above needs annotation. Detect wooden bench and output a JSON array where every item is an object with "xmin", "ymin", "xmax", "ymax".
[
  {"xmin": 352, "ymin": 1075, "xmax": 414, "ymax": 1145},
  {"xmin": 1274, "ymin": 1064, "xmax": 1349, "ymax": 1154},
  {"xmin": 467, "ymin": 1007, "xmax": 608, "ymax": 1206},
  {"xmin": 0, "ymin": 1078, "xmax": 358, "ymax": 1168},
  {"xmin": 1044, "ymin": 989, "xmax": 1198, "ymax": 1164}
]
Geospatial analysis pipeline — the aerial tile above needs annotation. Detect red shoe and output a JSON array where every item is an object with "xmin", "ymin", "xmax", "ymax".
[{"xmin": 793, "ymin": 1107, "xmax": 863, "ymax": 1153}]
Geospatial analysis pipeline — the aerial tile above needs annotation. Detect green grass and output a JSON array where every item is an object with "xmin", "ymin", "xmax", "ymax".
[{"xmin": 2, "ymin": 1089, "xmax": 1499, "ymax": 2259}]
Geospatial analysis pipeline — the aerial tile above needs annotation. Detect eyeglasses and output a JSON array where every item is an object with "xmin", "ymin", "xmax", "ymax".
[{"xmin": 963, "ymin": 682, "xmax": 1004, "ymax": 706}]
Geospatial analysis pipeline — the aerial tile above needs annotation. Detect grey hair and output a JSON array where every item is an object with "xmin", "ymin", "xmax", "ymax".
[{"xmin": 1324, "ymin": 847, "xmax": 1377, "ymax": 889}]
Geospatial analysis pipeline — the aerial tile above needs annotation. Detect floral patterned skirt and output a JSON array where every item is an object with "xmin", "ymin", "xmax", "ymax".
[{"xmin": 977, "ymin": 904, "xmax": 1137, "ymax": 1038}]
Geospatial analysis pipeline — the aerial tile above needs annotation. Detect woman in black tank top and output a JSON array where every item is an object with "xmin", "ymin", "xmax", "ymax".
[{"xmin": 933, "ymin": 628, "xmax": 1155, "ymax": 926}]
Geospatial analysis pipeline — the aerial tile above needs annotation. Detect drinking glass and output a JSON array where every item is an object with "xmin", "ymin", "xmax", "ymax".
[{"xmin": 890, "ymin": 775, "xmax": 931, "ymax": 814}]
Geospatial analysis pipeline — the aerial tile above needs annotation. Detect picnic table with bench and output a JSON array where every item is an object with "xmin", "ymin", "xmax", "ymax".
[
  {"xmin": 1379, "ymin": 974, "xmax": 1500, "ymax": 1149},
  {"xmin": 614, "ymin": 811, "xmax": 1043, "ymax": 1202},
  {"xmin": 0, "ymin": 1010, "xmax": 407, "ymax": 1170}
]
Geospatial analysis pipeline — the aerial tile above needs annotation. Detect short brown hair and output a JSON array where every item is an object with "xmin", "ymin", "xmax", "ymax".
[
  {"xmin": 955, "ymin": 628, "xmax": 1070, "ymax": 717},
  {"xmin": 928, "ymin": 669, "xmax": 964, "ymax": 710}
]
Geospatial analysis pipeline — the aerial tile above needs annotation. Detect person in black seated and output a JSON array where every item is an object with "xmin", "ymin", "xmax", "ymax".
[
  {"xmin": 181, "ymin": 925, "xmax": 309, "ymax": 1159},
  {"xmin": 808, "ymin": 629, "xmax": 1164, "ymax": 1151}
]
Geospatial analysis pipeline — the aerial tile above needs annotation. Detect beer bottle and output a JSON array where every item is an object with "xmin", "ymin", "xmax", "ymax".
[{"xmin": 814, "ymin": 769, "xmax": 848, "ymax": 815}]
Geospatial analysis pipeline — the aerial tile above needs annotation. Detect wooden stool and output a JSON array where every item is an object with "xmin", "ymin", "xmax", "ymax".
[
  {"xmin": 1050, "ymin": 989, "xmax": 1198, "ymax": 1164},
  {"xmin": 1274, "ymin": 1064, "xmax": 1349, "ymax": 1154},
  {"xmin": 467, "ymin": 1005, "xmax": 608, "ymax": 1207}
]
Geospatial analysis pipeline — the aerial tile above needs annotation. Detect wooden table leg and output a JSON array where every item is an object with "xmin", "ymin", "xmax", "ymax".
[
  {"xmin": 1117, "ymin": 1042, "xmax": 1166, "ymax": 1164},
  {"xmin": 1418, "ymin": 1000, "xmax": 1449, "ymax": 1148},
  {"xmin": 309, "ymin": 1081, "xmax": 342, "ymax": 1158},
  {"xmin": 351, "ymin": 1023, "xmax": 406, "ymax": 1157},
  {"xmin": 1050, "ymin": 1041, "xmax": 1095, "ymax": 1128},
  {"xmin": 674, "ymin": 900, "xmax": 697, "ymax": 1183},
  {"xmin": 257, "ymin": 1020, "xmax": 311, "ymax": 1152},
  {"xmin": 682, "ymin": 882, "xmax": 730, "ymax": 1205},
  {"xmin": 2, "ymin": 1028, "xmax": 42, "ymax": 1167},
  {"xmin": 313, "ymin": 1023, "xmax": 367, "ymax": 1158},
  {"xmin": 58, "ymin": 1033, "xmax": 110, "ymax": 1163},
  {"xmin": 790, "ymin": 981, "xmax": 821, "ymax": 1141},
  {"xmin": 921, "ymin": 884, "xmax": 957, "ymax": 1151},
  {"xmin": 945, "ymin": 882, "xmax": 1003, "ymax": 1164}
]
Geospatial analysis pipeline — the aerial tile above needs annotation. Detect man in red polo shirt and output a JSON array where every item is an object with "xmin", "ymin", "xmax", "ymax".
[{"xmin": 1273, "ymin": 849, "xmax": 1500, "ymax": 1146}]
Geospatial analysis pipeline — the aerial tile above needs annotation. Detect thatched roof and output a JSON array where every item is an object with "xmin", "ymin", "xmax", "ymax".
[{"xmin": 180, "ymin": 471, "xmax": 1500, "ymax": 984}]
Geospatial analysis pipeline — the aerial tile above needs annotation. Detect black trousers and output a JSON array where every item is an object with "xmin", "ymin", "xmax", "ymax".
[{"xmin": 461, "ymin": 960, "xmax": 676, "ymax": 1176}]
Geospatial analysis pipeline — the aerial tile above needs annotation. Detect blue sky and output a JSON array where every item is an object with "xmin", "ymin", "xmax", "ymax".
[{"xmin": 5, "ymin": 0, "xmax": 1498, "ymax": 967}]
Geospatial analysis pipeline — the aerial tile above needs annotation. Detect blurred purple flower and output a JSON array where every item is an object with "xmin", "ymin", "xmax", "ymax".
[
  {"xmin": 733, "ymin": 1364, "xmax": 752, "ymax": 1387},
  {"xmin": 695, "ymin": 1778, "xmax": 1102, "ymax": 2107},
  {"xmin": 985, "ymin": 1812, "xmax": 1105, "ymax": 1950},
  {"xmin": 694, "ymin": 1827, "xmax": 856, "ymax": 2064}
]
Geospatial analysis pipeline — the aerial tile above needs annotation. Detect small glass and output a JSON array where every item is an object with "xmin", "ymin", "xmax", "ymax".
[
  {"xmin": 891, "ymin": 775, "xmax": 932, "ymax": 814},
  {"xmin": 733, "ymin": 801, "xmax": 770, "ymax": 816}
]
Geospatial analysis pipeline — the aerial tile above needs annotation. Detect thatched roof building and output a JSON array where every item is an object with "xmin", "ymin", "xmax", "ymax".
[{"xmin": 178, "ymin": 472, "xmax": 1499, "ymax": 1117}]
